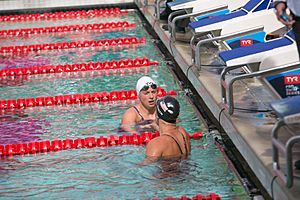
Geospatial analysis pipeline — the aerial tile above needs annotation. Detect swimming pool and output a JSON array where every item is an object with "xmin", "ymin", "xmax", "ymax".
[{"xmin": 0, "ymin": 7, "xmax": 250, "ymax": 199}]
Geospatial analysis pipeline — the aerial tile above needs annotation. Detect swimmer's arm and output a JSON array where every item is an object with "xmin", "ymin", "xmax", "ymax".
[
  {"xmin": 179, "ymin": 126, "xmax": 191, "ymax": 154},
  {"xmin": 145, "ymin": 139, "xmax": 163, "ymax": 162},
  {"xmin": 150, "ymin": 121, "xmax": 159, "ymax": 131},
  {"xmin": 120, "ymin": 108, "xmax": 138, "ymax": 134},
  {"xmin": 139, "ymin": 140, "xmax": 162, "ymax": 165}
]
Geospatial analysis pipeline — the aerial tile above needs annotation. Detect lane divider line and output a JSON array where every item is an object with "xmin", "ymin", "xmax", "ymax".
[
  {"xmin": 0, "ymin": 21, "xmax": 136, "ymax": 37},
  {"xmin": 0, "ymin": 57, "xmax": 158, "ymax": 77},
  {"xmin": 0, "ymin": 88, "xmax": 177, "ymax": 110},
  {"xmin": 0, "ymin": 37, "xmax": 146, "ymax": 54},
  {"xmin": 0, "ymin": 8, "xmax": 127, "ymax": 22},
  {"xmin": 0, "ymin": 132, "xmax": 203, "ymax": 157}
]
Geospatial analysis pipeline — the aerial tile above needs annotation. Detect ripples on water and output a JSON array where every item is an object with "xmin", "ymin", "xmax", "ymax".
[
  {"xmin": 0, "ymin": 10, "xmax": 250, "ymax": 200},
  {"xmin": 0, "ymin": 142, "xmax": 248, "ymax": 199}
]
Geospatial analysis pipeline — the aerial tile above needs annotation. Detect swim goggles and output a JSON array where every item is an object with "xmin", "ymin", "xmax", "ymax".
[{"xmin": 140, "ymin": 82, "xmax": 157, "ymax": 91}]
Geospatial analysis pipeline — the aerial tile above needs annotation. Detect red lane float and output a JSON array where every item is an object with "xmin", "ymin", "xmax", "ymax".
[
  {"xmin": 152, "ymin": 193, "xmax": 221, "ymax": 200},
  {"xmin": 189, "ymin": 132, "xmax": 203, "ymax": 140},
  {"xmin": 0, "ymin": 57, "xmax": 158, "ymax": 77},
  {"xmin": 0, "ymin": 8, "xmax": 127, "ymax": 23},
  {"xmin": 0, "ymin": 88, "xmax": 177, "ymax": 110},
  {"xmin": 0, "ymin": 132, "xmax": 203, "ymax": 157},
  {"xmin": 0, "ymin": 21, "xmax": 136, "ymax": 37},
  {"xmin": 0, "ymin": 36, "xmax": 146, "ymax": 54}
]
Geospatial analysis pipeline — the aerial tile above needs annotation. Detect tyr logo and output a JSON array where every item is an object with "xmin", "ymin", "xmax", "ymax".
[
  {"xmin": 284, "ymin": 75, "xmax": 300, "ymax": 84},
  {"xmin": 240, "ymin": 39, "xmax": 253, "ymax": 47}
]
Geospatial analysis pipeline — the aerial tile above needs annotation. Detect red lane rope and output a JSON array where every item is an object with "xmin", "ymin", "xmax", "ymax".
[
  {"xmin": 0, "ymin": 87, "xmax": 177, "ymax": 110},
  {"xmin": 0, "ymin": 66, "xmax": 151, "ymax": 88},
  {"xmin": 153, "ymin": 192, "xmax": 221, "ymax": 200},
  {"xmin": 0, "ymin": 8, "xmax": 127, "ymax": 22},
  {"xmin": 0, "ymin": 37, "xmax": 145, "ymax": 54},
  {"xmin": 0, "ymin": 57, "xmax": 158, "ymax": 77},
  {"xmin": 0, "ymin": 132, "xmax": 203, "ymax": 157},
  {"xmin": 0, "ymin": 21, "xmax": 136, "ymax": 37}
]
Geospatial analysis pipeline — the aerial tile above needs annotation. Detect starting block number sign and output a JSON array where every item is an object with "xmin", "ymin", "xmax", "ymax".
[{"xmin": 266, "ymin": 68, "xmax": 300, "ymax": 98}]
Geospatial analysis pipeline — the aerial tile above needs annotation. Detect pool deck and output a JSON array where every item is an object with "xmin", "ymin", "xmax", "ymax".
[
  {"xmin": 0, "ymin": 0, "xmax": 299, "ymax": 199},
  {"xmin": 135, "ymin": 1, "xmax": 300, "ymax": 200}
]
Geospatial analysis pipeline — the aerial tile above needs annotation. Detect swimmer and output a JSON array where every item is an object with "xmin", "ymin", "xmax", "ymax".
[
  {"xmin": 145, "ymin": 96, "xmax": 191, "ymax": 161},
  {"xmin": 120, "ymin": 76, "xmax": 159, "ymax": 134}
]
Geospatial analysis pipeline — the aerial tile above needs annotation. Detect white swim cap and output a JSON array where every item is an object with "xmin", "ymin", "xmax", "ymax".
[{"xmin": 136, "ymin": 76, "xmax": 157, "ymax": 94}]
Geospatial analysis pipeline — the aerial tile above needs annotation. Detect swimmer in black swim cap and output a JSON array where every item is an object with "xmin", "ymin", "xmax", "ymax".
[
  {"xmin": 156, "ymin": 96, "xmax": 180, "ymax": 124},
  {"xmin": 145, "ymin": 96, "xmax": 191, "ymax": 161}
]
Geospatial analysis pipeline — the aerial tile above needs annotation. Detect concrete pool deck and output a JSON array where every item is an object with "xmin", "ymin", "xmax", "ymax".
[{"xmin": 0, "ymin": 0, "xmax": 299, "ymax": 199}]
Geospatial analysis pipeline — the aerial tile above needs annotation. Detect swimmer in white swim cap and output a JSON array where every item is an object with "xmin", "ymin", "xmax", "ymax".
[{"xmin": 120, "ymin": 76, "xmax": 159, "ymax": 134}]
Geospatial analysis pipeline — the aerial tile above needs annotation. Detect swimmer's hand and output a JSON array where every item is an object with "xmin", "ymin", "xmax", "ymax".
[
  {"xmin": 138, "ymin": 120, "xmax": 159, "ymax": 131},
  {"xmin": 138, "ymin": 119, "xmax": 154, "ymax": 126}
]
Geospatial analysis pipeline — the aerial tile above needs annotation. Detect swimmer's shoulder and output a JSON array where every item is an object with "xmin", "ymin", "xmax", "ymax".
[
  {"xmin": 146, "ymin": 136, "xmax": 168, "ymax": 157},
  {"xmin": 122, "ymin": 107, "xmax": 139, "ymax": 122},
  {"xmin": 147, "ymin": 135, "xmax": 174, "ymax": 150},
  {"xmin": 178, "ymin": 126, "xmax": 188, "ymax": 135}
]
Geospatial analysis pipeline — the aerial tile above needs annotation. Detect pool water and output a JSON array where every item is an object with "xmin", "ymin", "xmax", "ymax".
[{"xmin": 0, "ymin": 9, "xmax": 250, "ymax": 199}]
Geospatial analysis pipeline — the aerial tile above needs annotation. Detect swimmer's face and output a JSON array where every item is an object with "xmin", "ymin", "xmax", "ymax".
[{"xmin": 139, "ymin": 86, "xmax": 157, "ymax": 109}]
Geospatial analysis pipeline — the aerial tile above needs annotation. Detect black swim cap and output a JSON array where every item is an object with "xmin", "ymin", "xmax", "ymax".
[{"xmin": 156, "ymin": 96, "xmax": 180, "ymax": 123}]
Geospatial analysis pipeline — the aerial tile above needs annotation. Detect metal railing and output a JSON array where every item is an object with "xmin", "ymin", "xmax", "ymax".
[
  {"xmin": 191, "ymin": 26, "xmax": 264, "ymax": 70},
  {"xmin": 155, "ymin": 0, "xmax": 166, "ymax": 20},
  {"xmin": 168, "ymin": 6, "xmax": 227, "ymax": 42},
  {"xmin": 272, "ymin": 110, "xmax": 300, "ymax": 188},
  {"xmin": 221, "ymin": 62, "xmax": 300, "ymax": 115}
]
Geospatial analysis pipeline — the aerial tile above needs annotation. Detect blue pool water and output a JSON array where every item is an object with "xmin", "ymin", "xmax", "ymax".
[{"xmin": 0, "ymin": 9, "xmax": 250, "ymax": 199}]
